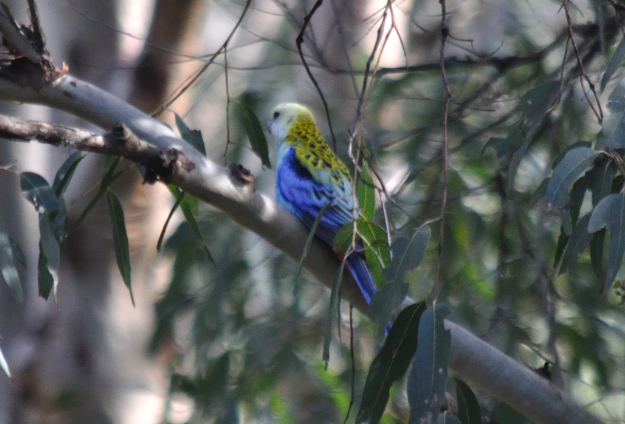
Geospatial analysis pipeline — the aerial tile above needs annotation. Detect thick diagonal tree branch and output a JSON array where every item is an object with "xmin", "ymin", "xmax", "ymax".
[{"xmin": 0, "ymin": 8, "xmax": 603, "ymax": 424}]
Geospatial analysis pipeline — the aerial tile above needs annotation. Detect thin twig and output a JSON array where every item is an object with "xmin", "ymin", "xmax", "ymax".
[
  {"xmin": 224, "ymin": 44, "xmax": 232, "ymax": 165},
  {"xmin": 433, "ymin": 0, "xmax": 452, "ymax": 301},
  {"xmin": 153, "ymin": 0, "xmax": 252, "ymax": 117},
  {"xmin": 343, "ymin": 305, "xmax": 356, "ymax": 424},
  {"xmin": 26, "ymin": 0, "xmax": 45, "ymax": 55},
  {"xmin": 295, "ymin": 0, "xmax": 337, "ymax": 150},
  {"xmin": 562, "ymin": 0, "xmax": 603, "ymax": 123}
]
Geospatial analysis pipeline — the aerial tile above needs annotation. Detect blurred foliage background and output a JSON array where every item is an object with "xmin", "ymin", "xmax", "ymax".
[{"xmin": 0, "ymin": 0, "xmax": 624, "ymax": 423}]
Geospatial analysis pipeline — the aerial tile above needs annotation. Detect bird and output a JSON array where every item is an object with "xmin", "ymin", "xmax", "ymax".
[{"xmin": 267, "ymin": 102, "xmax": 377, "ymax": 303}]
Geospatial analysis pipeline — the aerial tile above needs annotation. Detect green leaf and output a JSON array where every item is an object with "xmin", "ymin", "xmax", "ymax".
[
  {"xmin": 334, "ymin": 218, "xmax": 389, "ymax": 266},
  {"xmin": 52, "ymin": 151, "xmax": 84, "ymax": 197},
  {"xmin": 39, "ymin": 215, "xmax": 60, "ymax": 270},
  {"xmin": 20, "ymin": 172, "xmax": 60, "ymax": 217},
  {"xmin": 163, "ymin": 187, "xmax": 214, "ymax": 264},
  {"xmin": 371, "ymin": 227, "xmax": 431, "ymax": 335},
  {"xmin": 455, "ymin": 379, "xmax": 482, "ymax": 424},
  {"xmin": 0, "ymin": 343, "xmax": 10, "ymax": 378},
  {"xmin": 0, "ymin": 217, "xmax": 22, "ymax": 302},
  {"xmin": 357, "ymin": 219, "xmax": 390, "ymax": 267},
  {"xmin": 598, "ymin": 77, "xmax": 625, "ymax": 149},
  {"xmin": 602, "ymin": 37, "xmax": 625, "ymax": 93},
  {"xmin": 357, "ymin": 165, "xmax": 375, "ymax": 221},
  {"xmin": 546, "ymin": 147, "xmax": 602, "ymax": 210},
  {"xmin": 528, "ymin": 177, "xmax": 550, "ymax": 209},
  {"xmin": 481, "ymin": 130, "xmax": 523, "ymax": 158},
  {"xmin": 37, "ymin": 247, "xmax": 55, "ymax": 300},
  {"xmin": 101, "ymin": 155, "xmax": 122, "ymax": 189},
  {"xmin": 591, "ymin": 159, "xmax": 617, "ymax": 206},
  {"xmin": 519, "ymin": 81, "xmax": 561, "ymax": 129},
  {"xmin": 508, "ymin": 82, "xmax": 561, "ymax": 192},
  {"xmin": 175, "ymin": 113, "xmax": 206, "ymax": 156},
  {"xmin": 588, "ymin": 193, "xmax": 625, "ymax": 292},
  {"xmin": 234, "ymin": 101, "xmax": 271, "ymax": 168},
  {"xmin": 590, "ymin": 229, "xmax": 607, "ymax": 286},
  {"xmin": 107, "ymin": 191, "xmax": 134, "ymax": 305},
  {"xmin": 507, "ymin": 132, "xmax": 530, "ymax": 192},
  {"xmin": 407, "ymin": 304, "xmax": 451, "ymax": 424},
  {"xmin": 38, "ymin": 210, "xmax": 61, "ymax": 301},
  {"xmin": 559, "ymin": 213, "xmax": 592, "ymax": 275},
  {"xmin": 67, "ymin": 156, "xmax": 123, "ymax": 235},
  {"xmin": 322, "ymin": 255, "xmax": 346, "ymax": 364},
  {"xmin": 356, "ymin": 302, "xmax": 427, "ymax": 424},
  {"xmin": 382, "ymin": 227, "xmax": 431, "ymax": 285}
]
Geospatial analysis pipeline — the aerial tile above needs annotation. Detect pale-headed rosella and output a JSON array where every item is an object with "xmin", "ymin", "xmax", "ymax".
[{"xmin": 267, "ymin": 103, "xmax": 376, "ymax": 303}]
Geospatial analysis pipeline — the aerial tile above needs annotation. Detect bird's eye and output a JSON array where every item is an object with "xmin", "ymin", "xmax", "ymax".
[{"xmin": 273, "ymin": 111, "xmax": 280, "ymax": 119}]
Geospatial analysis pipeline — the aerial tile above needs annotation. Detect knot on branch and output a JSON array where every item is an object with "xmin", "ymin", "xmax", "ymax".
[
  {"xmin": 229, "ymin": 163, "xmax": 255, "ymax": 186},
  {"xmin": 105, "ymin": 124, "xmax": 195, "ymax": 185}
]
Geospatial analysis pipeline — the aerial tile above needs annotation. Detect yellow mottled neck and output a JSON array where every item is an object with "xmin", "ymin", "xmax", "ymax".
[{"xmin": 286, "ymin": 113, "xmax": 349, "ymax": 177}]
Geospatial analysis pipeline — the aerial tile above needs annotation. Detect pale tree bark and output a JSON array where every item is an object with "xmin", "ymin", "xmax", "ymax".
[
  {"xmin": 0, "ymin": 10, "xmax": 604, "ymax": 423},
  {"xmin": 0, "ymin": 1, "xmax": 205, "ymax": 423},
  {"xmin": 0, "ymin": 1, "xmax": 122, "ymax": 423}
]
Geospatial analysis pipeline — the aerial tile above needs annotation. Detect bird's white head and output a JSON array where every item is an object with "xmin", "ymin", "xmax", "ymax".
[{"xmin": 267, "ymin": 103, "xmax": 315, "ymax": 143}]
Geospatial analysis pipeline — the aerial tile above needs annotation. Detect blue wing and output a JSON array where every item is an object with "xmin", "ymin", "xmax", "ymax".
[
  {"xmin": 276, "ymin": 148, "xmax": 353, "ymax": 245},
  {"xmin": 276, "ymin": 147, "xmax": 376, "ymax": 302}
]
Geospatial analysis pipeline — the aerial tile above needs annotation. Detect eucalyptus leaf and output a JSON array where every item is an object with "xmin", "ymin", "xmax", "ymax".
[
  {"xmin": 176, "ymin": 113, "xmax": 206, "ymax": 156},
  {"xmin": 546, "ymin": 147, "xmax": 602, "ymax": 210},
  {"xmin": 588, "ymin": 193, "xmax": 625, "ymax": 292},
  {"xmin": 0, "ymin": 218, "xmax": 22, "ymax": 302},
  {"xmin": 235, "ymin": 102, "xmax": 271, "ymax": 168},
  {"xmin": 455, "ymin": 378, "xmax": 482, "ymax": 424},
  {"xmin": 371, "ymin": 227, "xmax": 431, "ymax": 335},
  {"xmin": 601, "ymin": 37, "xmax": 625, "ymax": 93},
  {"xmin": 52, "ymin": 151, "xmax": 84, "ymax": 197},
  {"xmin": 407, "ymin": 304, "xmax": 451, "ymax": 424},
  {"xmin": 356, "ymin": 303, "xmax": 427, "ymax": 424},
  {"xmin": 357, "ymin": 164, "xmax": 375, "ymax": 221},
  {"xmin": 107, "ymin": 191, "xmax": 134, "ymax": 305}
]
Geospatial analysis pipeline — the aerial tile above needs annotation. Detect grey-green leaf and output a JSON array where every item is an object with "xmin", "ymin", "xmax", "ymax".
[
  {"xmin": 39, "ymin": 215, "xmax": 60, "ymax": 270},
  {"xmin": 588, "ymin": 193, "xmax": 625, "ymax": 292},
  {"xmin": 68, "ymin": 157, "xmax": 123, "ymax": 236},
  {"xmin": 506, "ymin": 134, "xmax": 529, "ymax": 192},
  {"xmin": 0, "ymin": 218, "xmax": 22, "ymax": 302},
  {"xmin": 107, "ymin": 191, "xmax": 134, "ymax": 305},
  {"xmin": 592, "ymin": 159, "xmax": 617, "ymax": 206},
  {"xmin": 235, "ymin": 102, "xmax": 271, "ymax": 168},
  {"xmin": 599, "ymin": 77, "xmax": 625, "ymax": 149},
  {"xmin": 176, "ymin": 113, "xmax": 206, "ymax": 156},
  {"xmin": 20, "ymin": 172, "xmax": 60, "ymax": 217},
  {"xmin": 407, "ymin": 304, "xmax": 451, "ymax": 424},
  {"xmin": 371, "ymin": 226, "xmax": 431, "ymax": 335},
  {"xmin": 519, "ymin": 81, "xmax": 561, "ymax": 129},
  {"xmin": 454, "ymin": 379, "xmax": 482, "ymax": 424},
  {"xmin": 601, "ymin": 37, "xmax": 625, "ymax": 93},
  {"xmin": 37, "ymin": 247, "xmax": 55, "ymax": 300},
  {"xmin": 560, "ymin": 213, "xmax": 592, "ymax": 275},
  {"xmin": 53, "ymin": 151, "xmax": 84, "ymax": 197},
  {"xmin": 356, "ymin": 303, "xmax": 427, "ymax": 424},
  {"xmin": 546, "ymin": 147, "xmax": 602, "ymax": 210}
]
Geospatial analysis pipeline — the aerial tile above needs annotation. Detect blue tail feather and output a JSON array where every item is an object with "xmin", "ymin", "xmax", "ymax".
[{"xmin": 345, "ymin": 253, "xmax": 376, "ymax": 303}]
